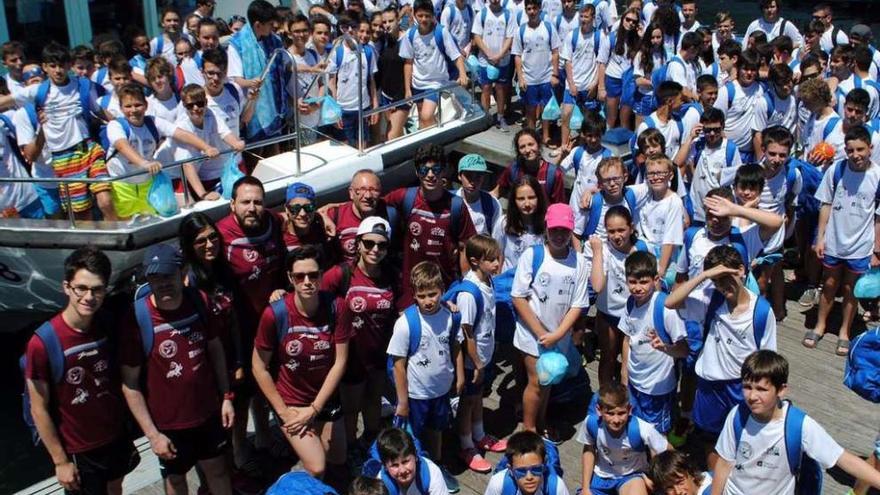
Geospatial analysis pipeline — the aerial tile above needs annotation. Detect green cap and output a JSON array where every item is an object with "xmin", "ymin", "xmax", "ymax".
[{"xmin": 458, "ymin": 153, "xmax": 489, "ymax": 173}]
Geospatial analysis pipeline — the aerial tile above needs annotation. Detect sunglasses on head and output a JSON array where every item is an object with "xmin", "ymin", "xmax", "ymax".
[
  {"xmin": 511, "ymin": 465, "xmax": 545, "ymax": 479},
  {"xmin": 291, "ymin": 271, "xmax": 320, "ymax": 283},
  {"xmin": 361, "ymin": 238, "xmax": 389, "ymax": 251},
  {"xmin": 287, "ymin": 203, "xmax": 317, "ymax": 215},
  {"xmin": 417, "ymin": 164, "xmax": 444, "ymax": 177}
]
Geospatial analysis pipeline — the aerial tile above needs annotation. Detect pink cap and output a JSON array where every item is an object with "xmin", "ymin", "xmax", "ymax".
[{"xmin": 545, "ymin": 203, "xmax": 574, "ymax": 230}]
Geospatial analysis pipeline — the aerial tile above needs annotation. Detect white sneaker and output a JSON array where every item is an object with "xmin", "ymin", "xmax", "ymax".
[
  {"xmin": 798, "ymin": 287, "xmax": 820, "ymax": 307},
  {"xmin": 380, "ymin": 396, "xmax": 395, "ymax": 418}
]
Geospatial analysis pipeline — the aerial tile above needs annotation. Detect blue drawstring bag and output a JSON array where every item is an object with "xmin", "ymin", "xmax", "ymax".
[
  {"xmin": 569, "ymin": 104, "xmax": 584, "ymax": 130},
  {"xmin": 220, "ymin": 154, "xmax": 245, "ymax": 200},
  {"xmin": 536, "ymin": 349, "xmax": 568, "ymax": 386},
  {"xmin": 147, "ymin": 172, "xmax": 179, "ymax": 217},
  {"xmin": 855, "ymin": 268, "xmax": 880, "ymax": 299},
  {"xmin": 466, "ymin": 54, "xmax": 480, "ymax": 74},
  {"xmin": 319, "ymin": 96, "xmax": 343, "ymax": 126},
  {"xmin": 486, "ymin": 64, "xmax": 501, "ymax": 82},
  {"xmin": 266, "ymin": 471, "xmax": 338, "ymax": 495},
  {"xmin": 541, "ymin": 95, "xmax": 561, "ymax": 121}
]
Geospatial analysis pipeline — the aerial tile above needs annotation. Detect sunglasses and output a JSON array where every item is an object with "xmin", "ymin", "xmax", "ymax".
[
  {"xmin": 287, "ymin": 203, "xmax": 317, "ymax": 215},
  {"xmin": 703, "ymin": 126, "xmax": 723, "ymax": 134},
  {"xmin": 193, "ymin": 232, "xmax": 220, "ymax": 246},
  {"xmin": 623, "ymin": 17, "xmax": 638, "ymax": 24},
  {"xmin": 184, "ymin": 100, "xmax": 206, "ymax": 109},
  {"xmin": 417, "ymin": 164, "xmax": 444, "ymax": 177},
  {"xmin": 361, "ymin": 239, "xmax": 389, "ymax": 251},
  {"xmin": 511, "ymin": 465, "xmax": 545, "ymax": 479},
  {"xmin": 291, "ymin": 271, "xmax": 321, "ymax": 283}
]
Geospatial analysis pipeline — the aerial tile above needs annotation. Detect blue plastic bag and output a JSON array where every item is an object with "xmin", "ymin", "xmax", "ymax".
[
  {"xmin": 569, "ymin": 104, "xmax": 584, "ymax": 130},
  {"xmin": 855, "ymin": 268, "xmax": 880, "ymax": 299},
  {"xmin": 541, "ymin": 95, "xmax": 561, "ymax": 121},
  {"xmin": 148, "ymin": 171, "xmax": 179, "ymax": 217},
  {"xmin": 319, "ymin": 96, "xmax": 343, "ymax": 126},
  {"xmin": 486, "ymin": 64, "xmax": 501, "ymax": 82},
  {"xmin": 466, "ymin": 54, "xmax": 480, "ymax": 74},
  {"xmin": 220, "ymin": 154, "xmax": 245, "ymax": 200},
  {"xmin": 536, "ymin": 350, "xmax": 568, "ymax": 386}
]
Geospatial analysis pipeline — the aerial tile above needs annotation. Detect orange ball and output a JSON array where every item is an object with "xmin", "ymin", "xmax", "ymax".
[{"xmin": 811, "ymin": 142, "xmax": 836, "ymax": 162}]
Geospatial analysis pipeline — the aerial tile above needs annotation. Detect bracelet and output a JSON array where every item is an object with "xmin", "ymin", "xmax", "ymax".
[{"xmin": 309, "ymin": 403, "xmax": 320, "ymax": 414}]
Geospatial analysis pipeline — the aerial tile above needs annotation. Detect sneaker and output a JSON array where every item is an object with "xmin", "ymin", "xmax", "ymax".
[
  {"xmin": 798, "ymin": 287, "xmax": 820, "ymax": 307},
  {"xmin": 475, "ymin": 435, "xmax": 508, "ymax": 453},
  {"xmin": 541, "ymin": 427, "xmax": 563, "ymax": 445},
  {"xmin": 380, "ymin": 396, "xmax": 395, "ymax": 418},
  {"xmin": 440, "ymin": 466, "xmax": 460, "ymax": 493},
  {"xmin": 498, "ymin": 117, "xmax": 511, "ymax": 133},
  {"xmin": 460, "ymin": 448, "xmax": 493, "ymax": 473}
]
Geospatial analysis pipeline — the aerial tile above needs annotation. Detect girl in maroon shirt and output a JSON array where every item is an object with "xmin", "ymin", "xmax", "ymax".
[
  {"xmin": 252, "ymin": 245, "xmax": 350, "ymax": 479},
  {"xmin": 321, "ymin": 216, "xmax": 397, "ymax": 454}
]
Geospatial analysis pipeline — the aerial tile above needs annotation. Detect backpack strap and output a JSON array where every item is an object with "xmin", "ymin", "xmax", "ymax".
[
  {"xmin": 542, "ymin": 21, "xmax": 553, "ymax": 49},
  {"xmin": 414, "ymin": 457, "xmax": 432, "ymax": 495},
  {"xmin": 77, "ymin": 77, "xmax": 93, "ymax": 118},
  {"xmin": 99, "ymin": 93, "xmax": 112, "ymax": 110},
  {"xmin": 763, "ymin": 91, "xmax": 776, "ymax": 120},
  {"xmin": 644, "ymin": 115, "xmax": 656, "ymax": 129},
  {"xmin": 519, "ymin": 23, "xmax": 527, "ymax": 47},
  {"xmin": 682, "ymin": 225, "xmax": 700, "ymax": 268},
  {"xmin": 831, "ymin": 27, "xmax": 842, "ymax": 49},
  {"xmin": 570, "ymin": 26, "xmax": 579, "ymax": 53},
  {"xmin": 626, "ymin": 416, "xmax": 645, "ymax": 451},
  {"xmin": 822, "ymin": 117, "xmax": 841, "ymax": 141},
  {"xmin": 143, "ymin": 116, "xmax": 160, "ymax": 144},
  {"xmin": 634, "ymin": 239, "xmax": 648, "ymax": 253},
  {"xmin": 385, "ymin": 204, "xmax": 399, "ymax": 238},
  {"xmin": 478, "ymin": 191, "xmax": 497, "ymax": 232},
  {"xmin": 653, "ymin": 292, "xmax": 671, "ymax": 345},
  {"xmin": 593, "ymin": 29, "xmax": 601, "ymax": 56},
  {"xmin": 585, "ymin": 413, "xmax": 600, "ymax": 441},
  {"xmin": 133, "ymin": 285, "xmax": 156, "ymax": 358},
  {"xmin": 34, "ymin": 80, "xmax": 50, "ymax": 111},
  {"xmin": 725, "ymin": 81, "xmax": 736, "ymax": 108},
  {"xmin": 784, "ymin": 404, "xmax": 806, "ymax": 475},
  {"xmin": 334, "ymin": 44, "xmax": 345, "ymax": 71},
  {"xmin": 339, "ymin": 262, "xmax": 353, "ymax": 297},
  {"xmin": 830, "ymin": 160, "xmax": 846, "ymax": 197},
  {"xmin": 404, "ymin": 305, "xmax": 423, "ymax": 357},
  {"xmin": 544, "ymin": 163, "xmax": 559, "ymax": 199},
  {"xmin": 155, "ymin": 36, "xmax": 164, "ymax": 57},
  {"xmin": 752, "ymin": 295, "xmax": 771, "ymax": 349},
  {"xmin": 24, "ymin": 104, "xmax": 38, "ymax": 129},
  {"xmin": 450, "ymin": 193, "xmax": 465, "ymax": 241},
  {"xmin": 785, "ymin": 162, "xmax": 798, "ymax": 204},
  {"xmin": 725, "ymin": 140, "xmax": 738, "ymax": 167},
  {"xmin": 224, "ymin": 82, "xmax": 241, "ymax": 106},
  {"xmin": 703, "ymin": 290, "xmax": 726, "ymax": 341},
  {"xmin": 728, "ymin": 226, "xmax": 750, "ymax": 268},
  {"xmin": 731, "ymin": 402, "xmax": 752, "ymax": 447},
  {"xmin": 480, "ymin": 7, "xmax": 487, "ymax": 26},
  {"xmin": 623, "ymin": 187, "xmax": 637, "ymax": 213},
  {"xmin": 573, "ymin": 146, "xmax": 585, "ymax": 175},
  {"xmin": 35, "ymin": 321, "xmax": 65, "ymax": 384},
  {"xmin": 271, "ymin": 298, "xmax": 289, "ymax": 346},
  {"xmin": 402, "ymin": 186, "xmax": 418, "ymax": 221},
  {"xmin": 433, "ymin": 24, "xmax": 448, "ymax": 60},
  {"xmin": 529, "ymin": 244, "xmax": 545, "ymax": 288},
  {"xmin": 583, "ymin": 191, "xmax": 605, "ymax": 237}
]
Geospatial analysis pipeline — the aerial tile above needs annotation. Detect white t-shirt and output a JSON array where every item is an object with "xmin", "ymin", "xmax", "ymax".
[
  {"xmin": 541, "ymin": 0, "xmax": 562, "ymax": 20},
  {"xmin": 440, "ymin": 2, "xmax": 474, "ymax": 51},
  {"xmin": 178, "ymin": 55, "xmax": 205, "ymax": 87},
  {"xmin": 207, "ymin": 82, "xmax": 244, "ymax": 149},
  {"xmin": 499, "ymin": 220, "xmax": 543, "ymax": 271},
  {"xmin": 714, "ymin": 80, "xmax": 765, "ymax": 151},
  {"xmin": 105, "ymin": 116, "xmax": 177, "ymax": 184},
  {"xmin": 715, "ymin": 403, "xmax": 844, "ymax": 495},
  {"xmin": 13, "ymin": 79, "xmax": 102, "ymax": 153},
  {"xmin": 639, "ymin": 192, "xmax": 684, "ymax": 251},
  {"xmin": 574, "ymin": 184, "xmax": 650, "ymax": 239},
  {"xmin": 510, "ymin": 245, "xmax": 590, "ymax": 356},
  {"xmin": 633, "ymin": 51, "xmax": 666, "ymax": 96},
  {"xmin": 288, "ymin": 48, "xmax": 322, "ymax": 129},
  {"xmin": 676, "ymin": 225, "xmax": 765, "ymax": 281},
  {"xmin": 553, "ymin": 13, "xmax": 579, "ymax": 45},
  {"xmin": 595, "ymin": 242, "xmax": 634, "ymax": 316},
  {"xmin": 511, "ymin": 21, "xmax": 560, "ymax": 85},
  {"xmin": 484, "ymin": 470, "xmax": 569, "ymax": 495},
  {"xmin": 90, "ymin": 68, "xmax": 114, "ymax": 95},
  {"xmin": 146, "ymin": 93, "xmax": 182, "ymax": 124},
  {"xmin": 682, "ymin": 290, "xmax": 777, "ymax": 381},
  {"xmin": 161, "ymin": 109, "xmax": 232, "ymax": 181},
  {"xmin": 5, "ymin": 75, "xmax": 26, "ymax": 99},
  {"xmin": 149, "ymin": 34, "xmax": 178, "ymax": 65},
  {"xmin": 835, "ymin": 74, "xmax": 880, "ymax": 119},
  {"xmin": 635, "ymin": 113, "xmax": 684, "ymax": 159},
  {"xmin": 760, "ymin": 164, "xmax": 802, "ymax": 252},
  {"xmin": 819, "ymin": 26, "xmax": 849, "ymax": 54},
  {"xmin": 743, "ymin": 18, "xmax": 804, "ymax": 46},
  {"xmin": 561, "ymin": 28, "xmax": 603, "ymax": 92},
  {"xmin": 12, "ymin": 105, "xmax": 54, "ymax": 189},
  {"xmin": 472, "ymin": 7, "xmax": 517, "ymax": 67},
  {"xmin": 327, "ymin": 44, "xmax": 378, "ymax": 111},
  {"xmin": 457, "ymin": 270, "xmax": 496, "ymax": 369},
  {"xmin": 576, "ymin": 416, "xmax": 668, "ymax": 478},
  {"xmin": 597, "ymin": 31, "xmax": 632, "ymax": 79},
  {"xmin": 376, "ymin": 457, "xmax": 448, "ymax": 495},
  {"xmin": 688, "ymin": 139, "xmax": 743, "ymax": 223},
  {"xmin": 399, "ymin": 24, "xmax": 462, "ymax": 90},
  {"xmin": 455, "ymin": 188, "xmax": 504, "ymax": 243},
  {"xmin": 665, "ymin": 56, "xmax": 698, "ymax": 94},
  {"xmin": 591, "ymin": 0, "xmax": 616, "ymax": 32},
  {"xmin": 620, "ymin": 291, "xmax": 687, "ymax": 395},
  {"xmin": 803, "ymin": 112, "xmax": 846, "ymax": 163},
  {"xmin": 387, "ymin": 306, "xmax": 459, "ymax": 400},
  {"xmin": 226, "ymin": 42, "xmax": 245, "ymax": 79},
  {"xmin": 752, "ymin": 90, "xmax": 798, "ymax": 133},
  {"xmin": 814, "ymin": 161, "xmax": 880, "ymax": 259},
  {"xmin": 0, "ymin": 130, "xmax": 38, "ymax": 212}
]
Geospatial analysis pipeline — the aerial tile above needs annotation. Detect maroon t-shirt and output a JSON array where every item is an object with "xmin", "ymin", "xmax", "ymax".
[
  {"xmin": 282, "ymin": 217, "xmax": 339, "ymax": 269},
  {"xmin": 496, "ymin": 160, "xmax": 566, "ymax": 204},
  {"xmin": 384, "ymin": 188, "xmax": 477, "ymax": 309},
  {"xmin": 119, "ymin": 292, "xmax": 221, "ymax": 430},
  {"xmin": 322, "ymin": 264, "xmax": 396, "ymax": 374},
  {"xmin": 253, "ymin": 293, "xmax": 351, "ymax": 406},
  {"xmin": 25, "ymin": 314, "xmax": 126, "ymax": 454},
  {"xmin": 326, "ymin": 200, "xmax": 393, "ymax": 264},
  {"xmin": 216, "ymin": 211, "xmax": 285, "ymax": 335}
]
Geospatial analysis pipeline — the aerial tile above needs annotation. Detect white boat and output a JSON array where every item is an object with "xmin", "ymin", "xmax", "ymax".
[{"xmin": 0, "ymin": 45, "xmax": 489, "ymax": 332}]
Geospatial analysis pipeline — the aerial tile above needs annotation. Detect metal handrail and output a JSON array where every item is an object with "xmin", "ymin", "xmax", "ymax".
[{"xmin": 362, "ymin": 82, "xmax": 462, "ymax": 118}]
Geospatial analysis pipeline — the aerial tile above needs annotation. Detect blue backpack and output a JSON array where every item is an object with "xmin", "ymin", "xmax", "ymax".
[
  {"xmin": 19, "ymin": 320, "xmax": 65, "ymax": 445},
  {"xmin": 270, "ymin": 291, "xmax": 337, "ymax": 346},
  {"xmin": 99, "ymin": 116, "xmax": 160, "ymax": 162},
  {"xmin": 495, "ymin": 243, "xmax": 547, "ymax": 342},
  {"xmin": 267, "ymin": 472, "xmax": 339, "ymax": 495},
  {"xmin": 509, "ymin": 161, "xmax": 559, "ymax": 201},
  {"xmin": 844, "ymin": 327, "xmax": 880, "ymax": 403},
  {"xmin": 828, "ymin": 160, "xmax": 880, "ymax": 204},
  {"xmin": 625, "ymin": 292, "xmax": 672, "ymax": 344},
  {"xmin": 585, "ymin": 409, "xmax": 646, "ymax": 452},
  {"xmin": 731, "ymin": 402, "xmax": 824, "ymax": 495},
  {"xmin": 334, "ymin": 44, "xmax": 375, "ymax": 75},
  {"xmin": 651, "ymin": 56, "xmax": 686, "ymax": 91},
  {"xmin": 400, "ymin": 187, "xmax": 467, "ymax": 242},
  {"xmin": 571, "ymin": 146, "xmax": 612, "ymax": 176},
  {"xmin": 518, "ymin": 20, "xmax": 555, "ymax": 52},
  {"xmin": 442, "ymin": 279, "xmax": 485, "ymax": 329},
  {"xmin": 480, "ymin": 7, "xmax": 512, "ymax": 31},
  {"xmin": 569, "ymin": 26, "xmax": 602, "ymax": 56},
  {"xmin": 133, "ymin": 284, "xmax": 209, "ymax": 358},
  {"xmin": 35, "ymin": 77, "xmax": 92, "ymax": 121},
  {"xmin": 387, "ymin": 305, "xmax": 462, "ymax": 385},
  {"xmin": 686, "ymin": 291, "xmax": 772, "ymax": 369},
  {"xmin": 682, "ymin": 225, "xmax": 751, "ymax": 271},
  {"xmin": 455, "ymin": 189, "xmax": 497, "ymax": 234},
  {"xmin": 0, "ymin": 113, "xmax": 30, "ymax": 168},
  {"xmin": 791, "ymin": 159, "xmax": 822, "ymax": 218},
  {"xmin": 407, "ymin": 24, "xmax": 457, "ymax": 77},
  {"xmin": 693, "ymin": 139, "xmax": 739, "ymax": 172},
  {"xmin": 581, "ymin": 188, "xmax": 638, "ymax": 237}
]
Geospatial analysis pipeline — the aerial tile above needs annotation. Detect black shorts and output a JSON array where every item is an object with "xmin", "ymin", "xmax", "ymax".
[
  {"xmin": 69, "ymin": 436, "xmax": 140, "ymax": 495},
  {"xmin": 159, "ymin": 415, "xmax": 228, "ymax": 477}
]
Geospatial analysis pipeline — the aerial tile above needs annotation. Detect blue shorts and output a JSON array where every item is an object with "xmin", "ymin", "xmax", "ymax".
[
  {"xmin": 408, "ymin": 395, "xmax": 451, "ymax": 438},
  {"xmin": 523, "ymin": 83, "xmax": 553, "ymax": 108},
  {"xmin": 598, "ymin": 310, "xmax": 621, "ymax": 329},
  {"xmin": 693, "ymin": 377, "xmax": 743, "ymax": 434},
  {"xmin": 605, "ymin": 75, "xmax": 623, "ymax": 98},
  {"xmin": 562, "ymin": 90, "xmax": 601, "ymax": 111},
  {"xmin": 462, "ymin": 365, "xmax": 496, "ymax": 397},
  {"xmin": 477, "ymin": 64, "xmax": 512, "ymax": 86},
  {"xmin": 18, "ymin": 198, "xmax": 45, "ymax": 219},
  {"xmin": 381, "ymin": 93, "xmax": 411, "ymax": 111},
  {"xmin": 633, "ymin": 92, "xmax": 657, "ymax": 116},
  {"xmin": 35, "ymin": 185, "xmax": 61, "ymax": 216},
  {"xmin": 823, "ymin": 254, "xmax": 871, "ymax": 274},
  {"xmin": 338, "ymin": 109, "xmax": 370, "ymax": 147},
  {"xmin": 628, "ymin": 383, "xmax": 674, "ymax": 434},
  {"xmin": 413, "ymin": 87, "xmax": 440, "ymax": 105},
  {"xmin": 589, "ymin": 472, "xmax": 645, "ymax": 495}
]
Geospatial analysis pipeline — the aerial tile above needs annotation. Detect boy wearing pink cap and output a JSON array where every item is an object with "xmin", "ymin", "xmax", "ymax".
[{"xmin": 511, "ymin": 203, "xmax": 590, "ymax": 442}]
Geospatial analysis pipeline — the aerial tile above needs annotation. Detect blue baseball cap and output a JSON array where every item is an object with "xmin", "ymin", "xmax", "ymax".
[
  {"xmin": 143, "ymin": 244, "xmax": 183, "ymax": 276},
  {"xmin": 286, "ymin": 182, "xmax": 316, "ymax": 202}
]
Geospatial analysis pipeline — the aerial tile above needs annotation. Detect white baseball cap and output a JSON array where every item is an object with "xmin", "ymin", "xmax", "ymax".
[{"xmin": 356, "ymin": 216, "xmax": 391, "ymax": 239}]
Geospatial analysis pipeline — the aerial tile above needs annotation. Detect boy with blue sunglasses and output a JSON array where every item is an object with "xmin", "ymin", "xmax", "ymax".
[{"xmin": 484, "ymin": 431, "xmax": 569, "ymax": 495}]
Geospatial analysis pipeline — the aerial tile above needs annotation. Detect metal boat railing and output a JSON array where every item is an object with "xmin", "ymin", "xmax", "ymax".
[{"xmin": 0, "ymin": 32, "xmax": 478, "ymax": 230}]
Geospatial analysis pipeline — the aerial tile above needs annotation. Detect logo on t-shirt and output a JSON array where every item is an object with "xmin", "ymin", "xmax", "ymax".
[
  {"xmin": 243, "ymin": 249, "xmax": 259, "ymax": 263},
  {"xmin": 71, "ymin": 388, "xmax": 89, "ymax": 405},
  {"xmin": 350, "ymin": 296, "xmax": 367, "ymax": 313},
  {"xmin": 344, "ymin": 238, "xmax": 356, "ymax": 253},
  {"xmin": 93, "ymin": 359, "xmax": 108, "ymax": 373},
  {"xmin": 537, "ymin": 272, "xmax": 551, "ymax": 286},
  {"xmin": 166, "ymin": 361, "xmax": 183, "ymax": 378},
  {"xmin": 286, "ymin": 339, "xmax": 303, "ymax": 356},
  {"xmin": 159, "ymin": 340, "xmax": 178, "ymax": 359},
  {"xmin": 66, "ymin": 366, "xmax": 84, "ymax": 385},
  {"xmin": 409, "ymin": 222, "xmax": 422, "ymax": 236},
  {"xmin": 740, "ymin": 441, "xmax": 754, "ymax": 460},
  {"xmin": 377, "ymin": 299, "xmax": 391, "ymax": 310}
]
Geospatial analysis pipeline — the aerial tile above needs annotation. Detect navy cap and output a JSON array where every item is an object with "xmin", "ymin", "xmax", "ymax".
[
  {"xmin": 143, "ymin": 244, "xmax": 183, "ymax": 276},
  {"xmin": 286, "ymin": 182, "xmax": 316, "ymax": 202}
]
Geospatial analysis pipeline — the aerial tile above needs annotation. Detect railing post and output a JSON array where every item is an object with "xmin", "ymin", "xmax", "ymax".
[
  {"xmin": 63, "ymin": 183, "xmax": 76, "ymax": 229},
  {"xmin": 350, "ymin": 33, "xmax": 365, "ymax": 154},
  {"xmin": 290, "ymin": 51, "xmax": 303, "ymax": 177},
  {"xmin": 179, "ymin": 170, "xmax": 192, "ymax": 208}
]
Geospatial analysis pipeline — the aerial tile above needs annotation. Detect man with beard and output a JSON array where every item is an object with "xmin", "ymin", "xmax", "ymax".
[
  {"xmin": 24, "ymin": 247, "xmax": 140, "ymax": 494},
  {"xmin": 216, "ymin": 175, "xmax": 285, "ymax": 456},
  {"xmin": 323, "ymin": 170, "xmax": 397, "ymax": 263}
]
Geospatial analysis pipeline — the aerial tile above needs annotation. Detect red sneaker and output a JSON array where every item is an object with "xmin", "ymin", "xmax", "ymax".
[
  {"xmin": 475, "ymin": 435, "xmax": 508, "ymax": 453},
  {"xmin": 460, "ymin": 448, "xmax": 492, "ymax": 473}
]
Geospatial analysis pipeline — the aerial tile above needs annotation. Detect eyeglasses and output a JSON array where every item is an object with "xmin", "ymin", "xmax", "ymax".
[
  {"xmin": 184, "ymin": 99, "xmax": 207, "ymax": 110},
  {"xmin": 417, "ymin": 164, "xmax": 444, "ymax": 177},
  {"xmin": 287, "ymin": 203, "xmax": 317, "ymax": 215},
  {"xmin": 511, "ymin": 465, "xmax": 545, "ymax": 479},
  {"xmin": 291, "ymin": 271, "xmax": 321, "ymax": 283},
  {"xmin": 703, "ymin": 126, "xmax": 723, "ymax": 134},
  {"xmin": 193, "ymin": 231, "xmax": 219, "ymax": 247},
  {"xmin": 353, "ymin": 186, "xmax": 381, "ymax": 195},
  {"xmin": 646, "ymin": 171, "xmax": 668, "ymax": 178},
  {"xmin": 801, "ymin": 72, "xmax": 820, "ymax": 80},
  {"xmin": 361, "ymin": 239, "xmax": 389, "ymax": 251},
  {"xmin": 67, "ymin": 282, "xmax": 107, "ymax": 298},
  {"xmin": 600, "ymin": 176, "xmax": 625, "ymax": 184}
]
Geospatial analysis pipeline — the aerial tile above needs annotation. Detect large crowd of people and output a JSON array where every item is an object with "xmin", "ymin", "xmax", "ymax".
[{"xmin": 11, "ymin": 0, "xmax": 880, "ymax": 494}]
